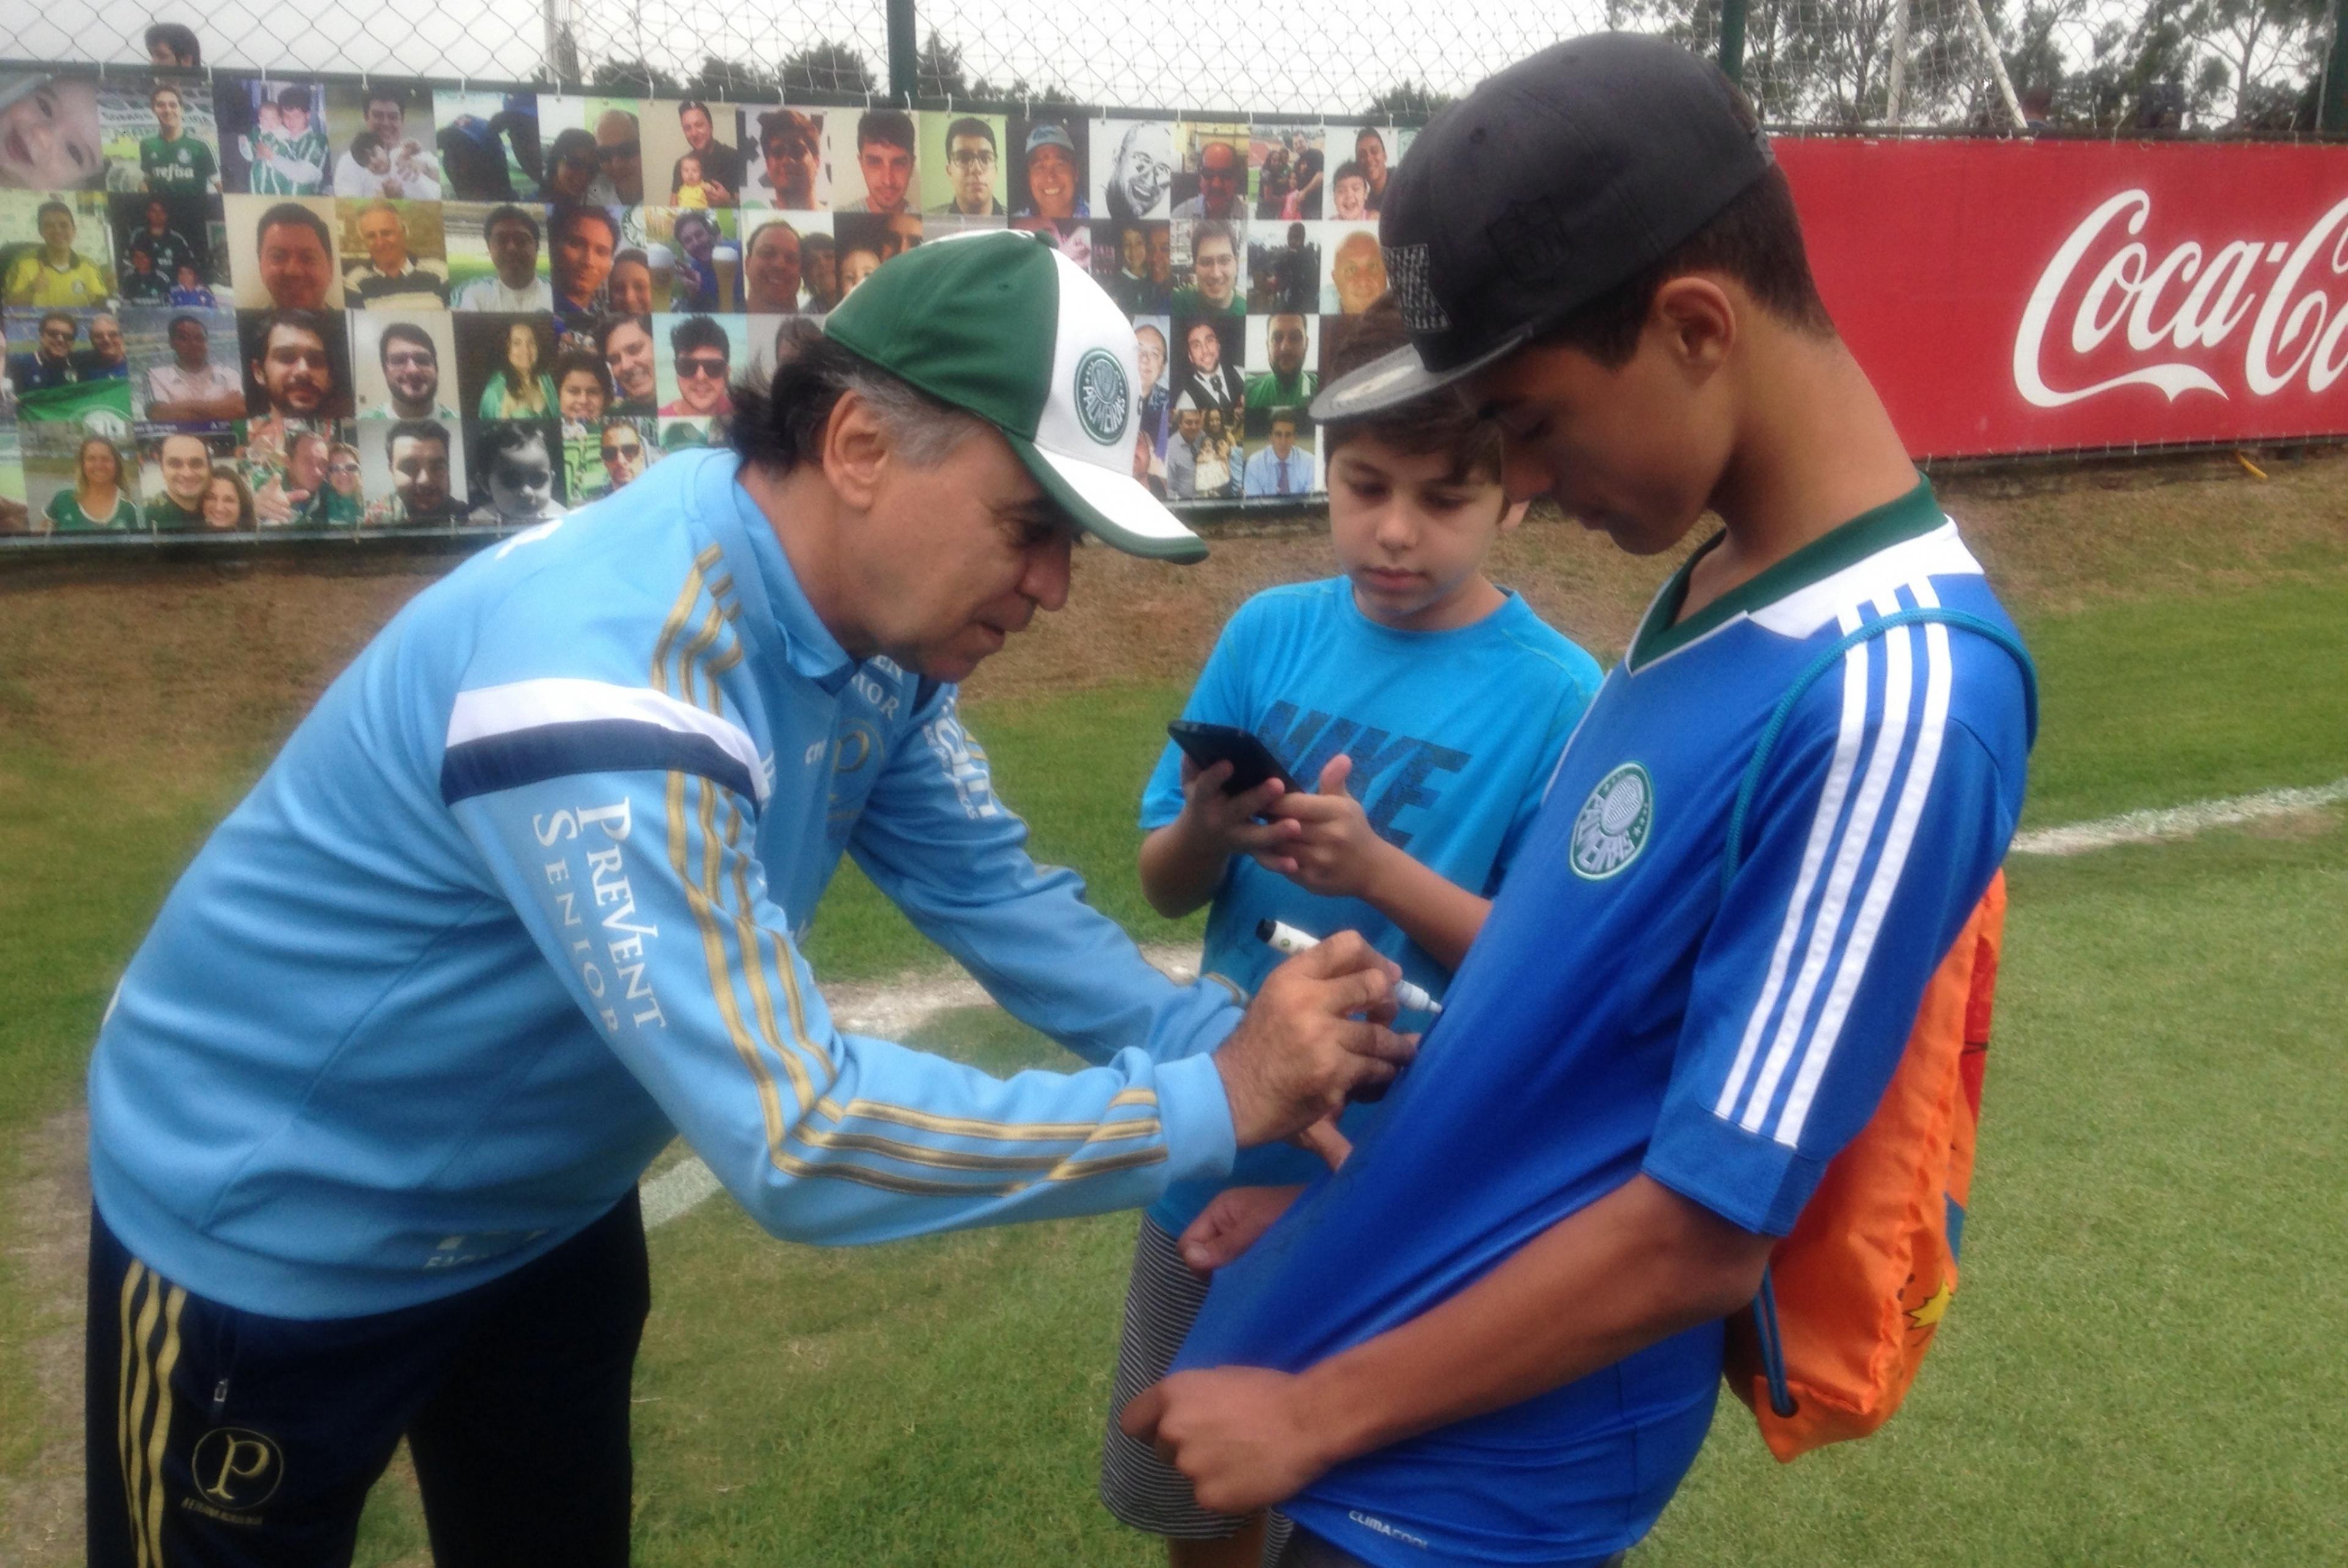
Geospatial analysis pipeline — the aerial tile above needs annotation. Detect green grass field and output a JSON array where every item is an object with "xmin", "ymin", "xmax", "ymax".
[{"xmin": 2, "ymin": 525, "xmax": 2344, "ymax": 1564}]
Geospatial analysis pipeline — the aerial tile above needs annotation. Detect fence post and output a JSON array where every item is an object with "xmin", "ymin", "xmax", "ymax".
[
  {"xmin": 1719, "ymin": 0, "xmax": 1749, "ymax": 83},
  {"xmin": 2324, "ymin": 0, "xmax": 2348, "ymax": 133},
  {"xmin": 887, "ymin": 0, "xmax": 920, "ymax": 103}
]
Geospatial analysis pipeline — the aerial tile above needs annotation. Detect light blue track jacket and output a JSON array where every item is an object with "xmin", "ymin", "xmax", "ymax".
[{"xmin": 87, "ymin": 449, "xmax": 1240, "ymax": 1319}]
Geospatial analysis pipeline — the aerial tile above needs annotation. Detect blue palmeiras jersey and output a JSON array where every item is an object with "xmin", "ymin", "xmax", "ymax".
[
  {"xmin": 1175, "ymin": 483, "xmax": 2032, "ymax": 1567},
  {"xmin": 87, "ymin": 449, "xmax": 1242, "ymax": 1320}
]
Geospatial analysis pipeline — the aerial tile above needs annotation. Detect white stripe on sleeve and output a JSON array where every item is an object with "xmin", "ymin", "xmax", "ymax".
[
  {"xmin": 1714, "ymin": 604, "xmax": 1870, "ymax": 1119},
  {"xmin": 1737, "ymin": 592, "xmax": 1914, "ymax": 1135},
  {"xmin": 1773, "ymin": 580, "xmax": 1954, "ymax": 1145},
  {"xmin": 447, "ymin": 677, "xmax": 769, "ymax": 803}
]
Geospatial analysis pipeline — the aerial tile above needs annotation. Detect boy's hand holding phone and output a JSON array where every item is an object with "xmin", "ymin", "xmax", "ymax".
[
  {"xmin": 1260, "ymin": 755, "xmax": 1393, "ymax": 897},
  {"xmin": 1173, "ymin": 755, "xmax": 1301, "ymax": 864}
]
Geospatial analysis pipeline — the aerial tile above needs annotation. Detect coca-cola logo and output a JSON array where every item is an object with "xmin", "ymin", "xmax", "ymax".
[{"xmin": 2014, "ymin": 188, "xmax": 2348, "ymax": 408}]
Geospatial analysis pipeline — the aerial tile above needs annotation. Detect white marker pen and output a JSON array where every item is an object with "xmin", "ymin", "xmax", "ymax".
[{"xmin": 1257, "ymin": 919, "xmax": 1444, "ymax": 1014}]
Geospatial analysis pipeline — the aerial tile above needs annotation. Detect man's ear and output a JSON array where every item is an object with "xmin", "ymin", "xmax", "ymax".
[
  {"xmin": 1649, "ymin": 276, "xmax": 1736, "ymax": 377},
  {"xmin": 820, "ymin": 388, "xmax": 887, "ymax": 512}
]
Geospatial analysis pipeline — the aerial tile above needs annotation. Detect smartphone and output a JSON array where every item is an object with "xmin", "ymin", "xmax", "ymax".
[{"xmin": 1166, "ymin": 721, "xmax": 1301, "ymax": 795}]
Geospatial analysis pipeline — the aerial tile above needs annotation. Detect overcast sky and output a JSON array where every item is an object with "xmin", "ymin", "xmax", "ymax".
[{"xmin": 8, "ymin": 0, "xmax": 1622, "ymax": 114}]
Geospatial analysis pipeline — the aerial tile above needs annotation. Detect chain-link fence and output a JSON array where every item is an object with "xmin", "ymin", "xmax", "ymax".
[{"xmin": 7, "ymin": 0, "xmax": 2341, "ymax": 134}]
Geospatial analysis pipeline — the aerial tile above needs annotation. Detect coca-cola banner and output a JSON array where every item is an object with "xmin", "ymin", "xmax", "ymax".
[{"xmin": 1781, "ymin": 137, "xmax": 2348, "ymax": 457}]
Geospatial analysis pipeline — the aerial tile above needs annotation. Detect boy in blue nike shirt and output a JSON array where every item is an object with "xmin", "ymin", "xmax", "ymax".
[
  {"xmin": 1100, "ymin": 300, "xmax": 1602, "ymax": 1567},
  {"xmin": 1124, "ymin": 37, "xmax": 2033, "ymax": 1568}
]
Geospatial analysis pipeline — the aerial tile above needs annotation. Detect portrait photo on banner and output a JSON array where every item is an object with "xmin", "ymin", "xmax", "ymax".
[
  {"xmin": 740, "ymin": 107, "xmax": 828, "ymax": 212},
  {"xmin": 1250, "ymin": 127, "xmax": 1323, "ymax": 221},
  {"xmin": 2, "ymin": 190, "xmax": 119, "ymax": 310},
  {"xmin": 644, "ymin": 98, "xmax": 748, "ymax": 210},
  {"xmin": 1008, "ymin": 116, "xmax": 1088, "ymax": 222},
  {"xmin": 100, "ymin": 74, "xmax": 223, "ymax": 199},
  {"xmin": 830, "ymin": 109, "xmax": 921, "ymax": 216},
  {"xmin": 434, "ymin": 89, "xmax": 539, "ymax": 203},
  {"xmin": 325, "ymin": 83, "xmax": 441, "ymax": 201},
  {"xmin": 921, "ymin": 111, "xmax": 1009, "ymax": 221},
  {"xmin": 1091, "ymin": 118, "xmax": 1172, "ymax": 223},
  {"xmin": 219, "ymin": 77, "xmax": 330, "ymax": 198},
  {"xmin": 108, "ymin": 190, "xmax": 227, "ymax": 305},
  {"xmin": 0, "ymin": 72, "xmax": 112, "ymax": 193}
]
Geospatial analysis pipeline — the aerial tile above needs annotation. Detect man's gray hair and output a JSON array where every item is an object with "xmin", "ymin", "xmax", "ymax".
[{"xmin": 732, "ymin": 329, "xmax": 990, "ymax": 474}]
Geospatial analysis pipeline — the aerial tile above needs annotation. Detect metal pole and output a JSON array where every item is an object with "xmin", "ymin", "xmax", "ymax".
[
  {"xmin": 887, "ymin": 0, "xmax": 920, "ymax": 103},
  {"xmin": 1885, "ymin": 0, "xmax": 1910, "ymax": 124},
  {"xmin": 2323, "ymin": 0, "xmax": 2348, "ymax": 133},
  {"xmin": 1960, "ymin": 0, "xmax": 2024, "ymax": 130},
  {"xmin": 1719, "ymin": 0, "xmax": 1749, "ymax": 83}
]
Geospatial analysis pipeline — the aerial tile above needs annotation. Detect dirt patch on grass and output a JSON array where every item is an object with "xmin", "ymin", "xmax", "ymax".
[{"xmin": 0, "ymin": 1108, "xmax": 92, "ymax": 1566}]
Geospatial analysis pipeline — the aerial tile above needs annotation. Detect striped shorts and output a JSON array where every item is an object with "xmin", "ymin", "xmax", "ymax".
[{"xmin": 1099, "ymin": 1215, "xmax": 1293, "ymax": 1554}]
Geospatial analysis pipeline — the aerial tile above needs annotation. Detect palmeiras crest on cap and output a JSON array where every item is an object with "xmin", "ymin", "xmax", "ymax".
[{"xmin": 1074, "ymin": 348, "xmax": 1129, "ymax": 446}]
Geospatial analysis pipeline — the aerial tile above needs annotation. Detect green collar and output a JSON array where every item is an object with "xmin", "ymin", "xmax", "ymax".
[{"xmin": 1628, "ymin": 477, "xmax": 1944, "ymax": 672}]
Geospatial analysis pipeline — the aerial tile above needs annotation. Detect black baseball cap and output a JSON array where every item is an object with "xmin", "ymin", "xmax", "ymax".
[{"xmin": 1311, "ymin": 34, "xmax": 1776, "ymax": 422}]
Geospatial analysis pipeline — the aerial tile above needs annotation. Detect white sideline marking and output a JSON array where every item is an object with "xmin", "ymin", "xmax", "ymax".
[
  {"xmin": 643, "ymin": 781, "xmax": 2348, "ymax": 1231},
  {"xmin": 641, "ymin": 1157, "xmax": 723, "ymax": 1229},
  {"xmin": 2009, "ymin": 778, "xmax": 2348, "ymax": 856}
]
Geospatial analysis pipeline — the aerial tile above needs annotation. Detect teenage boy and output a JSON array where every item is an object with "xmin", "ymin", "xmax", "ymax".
[
  {"xmin": 1101, "ymin": 299, "xmax": 1603, "ymax": 1568},
  {"xmin": 141, "ymin": 82, "xmax": 217, "ymax": 194},
  {"xmin": 1121, "ymin": 37, "xmax": 2035, "ymax": 1568}
]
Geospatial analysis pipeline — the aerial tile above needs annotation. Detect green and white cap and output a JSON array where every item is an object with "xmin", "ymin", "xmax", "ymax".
[{"xmin": 822, "ymin": 229, "xmax": 1205, "ymax": 562}]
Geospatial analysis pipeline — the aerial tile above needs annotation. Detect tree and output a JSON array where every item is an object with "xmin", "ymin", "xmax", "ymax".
[
  {"xmin": 685, "ymin": 55, "xmax": 781, "ymax": 102},
  {"xmin": 780, "ymin": 40, "xmax": 879, "ymax": 97},
  {"xmin": 915, "ymin": 29, "xmax": 968, "ymax": 99},
  {"xmin": 589, "ymin": 57, "xmax": 683, "ymax": 95},
  {"xmin": 1362, "ymin": 80, "xmax": 1456, "ymax": 117}
]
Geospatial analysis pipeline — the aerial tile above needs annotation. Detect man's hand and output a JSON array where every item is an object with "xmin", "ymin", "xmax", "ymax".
[
  {"xmin": 253, "ymin": 476, "xmax": 296, "ymax": 525},
  {"xmin": 1178, "ymin": 1184, "xmax": 1303, "ymax": 1273},
  {"xmin": 1119, "ymin": 1368, "xmax": 1331, "ymax": 1515},
  {"xmin": 1263, "ymin": 755, "xmax": 1394, "ymax": 897},
  {"xmin": 1212, "ymin": 930, "xmax": 1414, "ymax": 1148},
  {"xmin": 1178, "ymin": 756, "xmax": 1299, "ymax": 866},
  {"xmin": 703, "ymin": 178, "xmax": 734, "ymax": 205}
]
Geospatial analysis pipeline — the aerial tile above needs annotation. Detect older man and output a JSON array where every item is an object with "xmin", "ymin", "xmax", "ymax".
[
  {"xmin": 1107, "ymin": 120, "xmax": 1173, "ymax": 221},
  {"xmin": 145, "ymin": 313, "xmax": 246, "ymax": 421},
  {"xmin": 1330, "ymin": 228, "xmax": 1387, "ymax": 315},
  {"xmin": 1172, "ymin": 138, "xmax": 1246, "ymax": 221},
  {"xmin": 592, "ymin": 108, "xmax": 644, "ymax": 204},
  {"xmin": 85, "ymin": 228, "xmax": 1406, "ymax": 1567},
  {"xmin": 348, "ymin": 201, "xmax": 449, "ymax": 309}
]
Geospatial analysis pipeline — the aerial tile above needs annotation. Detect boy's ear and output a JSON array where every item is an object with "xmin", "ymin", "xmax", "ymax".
[
  {"xmin": 1498, "ymin": 497, "xmax": 1530, "ymax": 534},
  {"xmin": 1650, "ymin": 276, "xmax": 1736, "ymax": 375}
]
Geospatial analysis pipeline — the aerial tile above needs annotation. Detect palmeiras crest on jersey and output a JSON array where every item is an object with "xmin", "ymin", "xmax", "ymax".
[
  {"xmin": 1570, "ymin": 762, "xmax": 1653, "ymax": 881},
  {"xmin": 1074, "ymin": 348, "xmax": 1130, "ymax": 445}
]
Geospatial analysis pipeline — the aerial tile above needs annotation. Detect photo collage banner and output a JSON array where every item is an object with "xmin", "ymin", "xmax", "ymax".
[{"xmin": 0, "ymin": 65, "xmax": 1411, "ymax": 539}]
